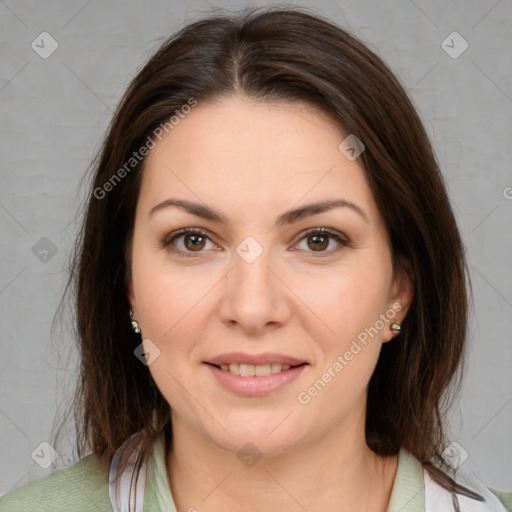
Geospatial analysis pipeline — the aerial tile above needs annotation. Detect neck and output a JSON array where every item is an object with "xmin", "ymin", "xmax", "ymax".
[{"xmin": 166, "ymin": 415, "xmax": 398, "ymax": 512}]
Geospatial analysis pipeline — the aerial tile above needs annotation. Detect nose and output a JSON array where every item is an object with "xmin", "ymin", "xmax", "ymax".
[{"xmin": 217, "ymin": 242, "xmax": 292, "ymax": 335}]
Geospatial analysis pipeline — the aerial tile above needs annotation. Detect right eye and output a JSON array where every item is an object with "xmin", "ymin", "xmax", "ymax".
[{"xmin": 162, "ymin": 228, "xmax": 219, "ymax": 257}]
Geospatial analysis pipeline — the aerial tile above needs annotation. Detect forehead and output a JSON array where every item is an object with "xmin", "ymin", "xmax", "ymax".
[{"xmin": 137, "ymin": 96, "xmax": 378, "ymax": 224}]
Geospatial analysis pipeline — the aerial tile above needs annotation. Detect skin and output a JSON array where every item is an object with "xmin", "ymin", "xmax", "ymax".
[{"xmin": 128, "ymin": 95, "xmax": 414, "ymax": 512}]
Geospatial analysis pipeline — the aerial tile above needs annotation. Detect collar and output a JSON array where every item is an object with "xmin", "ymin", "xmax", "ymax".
[
  {"xmin": 144, "ymin": 431, "xmax": 176, "ymax": 510},
  {"xmin": 386, "ymin": 449, "xmax": 425, "ymax": 511}
]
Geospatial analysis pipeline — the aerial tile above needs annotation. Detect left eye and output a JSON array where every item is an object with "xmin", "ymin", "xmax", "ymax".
[{"xmin": 294, "ymin": 228, "xmax": 348, "ymax": 255}]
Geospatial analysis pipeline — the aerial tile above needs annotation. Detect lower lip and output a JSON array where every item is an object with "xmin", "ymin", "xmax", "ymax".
[{"xmin": 205, "ymin": 363, "xmax": 308, "ymax": 397}]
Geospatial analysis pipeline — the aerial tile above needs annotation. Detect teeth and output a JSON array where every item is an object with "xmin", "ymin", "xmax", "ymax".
[
  {"xmin": 218, "ymin": 362, "xmax": 294, "ymax": 377},
  {"xmin": 271, "ymin": 363, "xmax": 282, "ymax": 374},
  {"xmin": 255, "ymin": 364, "xmax": 271, "ymax": 377},
  {"xmin": 240, "ymin": 364, "xmax": 255, "ymax": 377}
]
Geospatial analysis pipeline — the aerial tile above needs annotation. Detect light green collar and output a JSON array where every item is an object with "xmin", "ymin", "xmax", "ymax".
[
  {"xmin": 144, "ymin": 432, "xmax": 177, "ymax": 511},
  {"xmin": 387, "ymin": 449, "xmax": 425, "ymax": 511}
]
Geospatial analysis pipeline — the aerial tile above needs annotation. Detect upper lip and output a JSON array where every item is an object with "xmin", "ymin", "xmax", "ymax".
[{"xmin": 205, "ymin": 352, "xmax": 307, "ymax": 367}]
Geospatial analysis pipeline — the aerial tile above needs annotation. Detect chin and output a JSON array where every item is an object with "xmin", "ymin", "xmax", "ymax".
[{"xmin": 203, "ymin": 412, "xmax": 306, "ymax": 457}]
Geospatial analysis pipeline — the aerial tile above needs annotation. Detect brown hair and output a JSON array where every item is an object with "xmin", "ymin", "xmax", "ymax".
[{"xmin": 55, "ymin": 6, "xmax": 480, "ymax": 499}]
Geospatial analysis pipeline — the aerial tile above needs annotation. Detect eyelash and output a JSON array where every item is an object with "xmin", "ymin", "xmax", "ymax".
[{"xmin": 162, "ymin": 227, "xmax": 350, "ymax": 258}]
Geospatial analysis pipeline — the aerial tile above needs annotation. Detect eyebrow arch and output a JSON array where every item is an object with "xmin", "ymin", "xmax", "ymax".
[{"xmin": 148, "ymin": 198, "xmax": 368, "ymax": 226}]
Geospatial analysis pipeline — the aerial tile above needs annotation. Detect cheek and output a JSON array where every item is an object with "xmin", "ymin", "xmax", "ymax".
[
  {"xmin": 132, "ymin": 260, "xmax": 213, "ymax": 409},
  {"xmin": 292, "ymin": 265, "xmax": 391, "ymax": 347},
  {"xmin": 132, "ymin": 247, "xmax": 219, "ymax": 341},
  {"xmin": 294, "ymin": 272, "xmax": 389, "ymax": 419}
]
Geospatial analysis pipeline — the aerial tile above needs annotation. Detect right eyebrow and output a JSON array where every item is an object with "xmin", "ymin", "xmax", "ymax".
[{"xmin": 149, "ymin": 198, "xmax": 230, "ymax": 224}]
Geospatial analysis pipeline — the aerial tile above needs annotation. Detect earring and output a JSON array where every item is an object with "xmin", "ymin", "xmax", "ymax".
[
  {"xmin": 129, "ymin": 308, "xmax": 141, "ymax": 334},
  {"xmin": 390, "ymin": 322, "xmax": 401, "ymax": 336}
]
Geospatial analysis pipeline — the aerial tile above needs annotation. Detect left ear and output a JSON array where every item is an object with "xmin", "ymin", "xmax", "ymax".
[{"xmin": 383, "ymin": 257, "xmax": 414, "ymax": 343}]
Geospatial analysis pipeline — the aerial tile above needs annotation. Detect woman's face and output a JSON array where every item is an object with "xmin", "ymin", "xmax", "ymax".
[{"xmin": 128, "ymin": 95, "xmax": 412, "ymax": 455}]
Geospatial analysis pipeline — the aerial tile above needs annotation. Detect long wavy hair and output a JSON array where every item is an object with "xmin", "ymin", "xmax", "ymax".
[{"xmin": 54, "ymin": 6, "xmax": 479, "ymax": 499}]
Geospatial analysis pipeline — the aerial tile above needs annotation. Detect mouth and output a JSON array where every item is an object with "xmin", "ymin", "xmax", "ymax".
[
  {"xmin": 204, "ymin": 360, "xmax": 309, "ymax": 396},
  {"xmin": 205, "ymin": 362, "xmax": 308, "ymax": 377}
]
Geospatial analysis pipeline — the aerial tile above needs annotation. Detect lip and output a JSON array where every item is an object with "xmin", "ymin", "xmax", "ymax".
[
  {"xmin": 205, "ymin": 363, "xmax": 308, "ymax": 396},
  {"xmin": 205, "ymin": 352, "xmax": 307, "ymax": 366}
]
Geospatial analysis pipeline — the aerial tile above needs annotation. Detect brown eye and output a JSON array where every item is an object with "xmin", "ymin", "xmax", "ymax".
[
  {"xmin": 184, "ymin": 233, "xmax": 206, "ymax": 251},
  {"xmin": 294, "ymin": 228, "xmax": 349, "ymax": 256},
  {"xmin": 162, "ymin": 228, "xmax": 216, "ymax": 257},
  {"xmin": 307, "ymin": 234, "xmax": 329, "ymax": 251}
]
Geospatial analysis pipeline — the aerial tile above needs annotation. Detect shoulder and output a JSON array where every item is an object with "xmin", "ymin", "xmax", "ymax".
[
  {"xmin": 0, "ymin": 454, "xmax": 112, "ymax": 512},
  {"xmin": 422, "ymin": 462, "xmax": 512, "ymax": 512},
  {"xmin": 490, "ymin": 489, "xmax": 512, "ymax": 512},
  {"xmin": 392, "ymin": 450, "xmax": 512, "ymax": 512}
]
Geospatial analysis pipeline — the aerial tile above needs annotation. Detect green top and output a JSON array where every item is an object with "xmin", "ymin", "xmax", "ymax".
[{"xmin": 1, "ymin": 433, "xmax": 510, "ymax": 511}]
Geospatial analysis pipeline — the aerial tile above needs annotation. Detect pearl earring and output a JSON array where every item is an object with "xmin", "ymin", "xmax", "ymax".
[{"xmin": 129, "ymin": 308, "xmax": 141, "ymax": 334}]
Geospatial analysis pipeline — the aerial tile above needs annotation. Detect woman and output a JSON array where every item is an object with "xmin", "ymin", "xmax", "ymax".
[{"xmin": 1, "ymin": 7, "xmax": 510, "ymax": 512}]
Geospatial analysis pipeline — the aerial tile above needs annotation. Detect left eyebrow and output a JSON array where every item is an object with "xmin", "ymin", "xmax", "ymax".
[
  {"xmin": 148, "ymin": 197, "xmax": 368, "ymax": 226},
  {"xmin": 276, "ymin": 199, "xmax": 369, "ymax": 226}
]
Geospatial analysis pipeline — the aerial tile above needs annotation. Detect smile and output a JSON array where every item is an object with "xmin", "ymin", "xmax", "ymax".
[
  {"xmin": 205, "ymin": 362, "xmax": 308, "ymax": 396},
  {"xmin": 215, "ymin": 362, "xmax": 302, "ymax": 377}
]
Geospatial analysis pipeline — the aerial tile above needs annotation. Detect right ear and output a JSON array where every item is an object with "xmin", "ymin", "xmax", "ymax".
[
  {"xmin": 127, "ymin": 281, "xmax": 135, "ymax": 307},
  {"xmin": 125, "ymin": 262, "xmax": 135, "ymax": 308},
  {"xmin": 125, "ymin": 234, "xmax": 135, "ymax": 308}
]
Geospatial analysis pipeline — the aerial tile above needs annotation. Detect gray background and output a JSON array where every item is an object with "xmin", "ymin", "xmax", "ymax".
[{"xmin": 1, "ymin": 0, "xmax": 511, "ymax": 497}]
